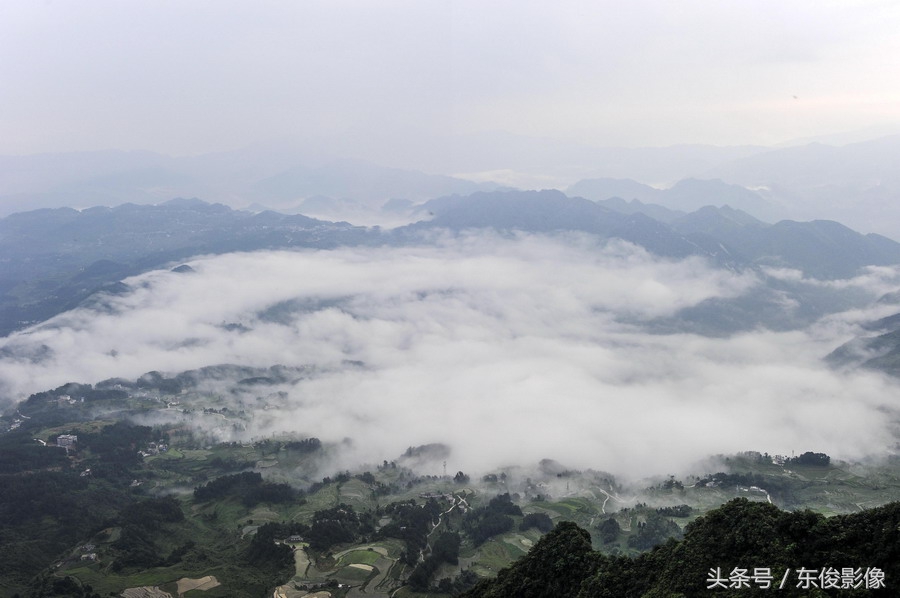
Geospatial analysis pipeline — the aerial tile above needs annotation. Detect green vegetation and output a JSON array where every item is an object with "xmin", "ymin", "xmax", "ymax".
[
  {"xmin": 462, "ymin": 522, "xmax": 598, "ymax": 598},
  {"xmin": 788, "ymin": 451, "xmax": 831, "ymax": 467},
  {"xmin": 3, "ymin": 376, "xmax": 900, "ymax": 597},
  {"xmin": 463, "ymin": 493, "xmax": 522, "ymax": 546},
  {"xmin": 519, "ymin": 512, "xmax": 554, "ymax": 533},
  {"xmin": 193, "ymin": 471, "xmax": 299, "ymax": 507},
  {"xmin": 408, "ymin": 532, "xmax": 461, "ymax": 591},
  {"xmin": 464, "ymin": 499, "xmax": 900, "ymax": 597}
]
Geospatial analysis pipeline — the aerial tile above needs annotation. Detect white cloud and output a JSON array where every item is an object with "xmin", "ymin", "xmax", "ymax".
[{"xmin": 1, "ymin": 233, "xmax": 897, "ymax": 476}]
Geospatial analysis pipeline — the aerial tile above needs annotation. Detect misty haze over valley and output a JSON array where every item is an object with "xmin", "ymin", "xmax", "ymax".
[
  {"xmin": 5, "ymin": 3, "xmax": 900, "ymax": 596},
  {"xmin": 4, "ymin": 88, "xmax": 900, "ymax": 482},
  {"xmin": 3, "ymin": 190, "xmax": 900, "ymax": 479}
]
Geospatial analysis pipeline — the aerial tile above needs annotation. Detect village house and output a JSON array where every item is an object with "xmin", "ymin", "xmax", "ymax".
[{"xmin": 56, "ymin": 434, "xmax": 77, "ymax": 449}]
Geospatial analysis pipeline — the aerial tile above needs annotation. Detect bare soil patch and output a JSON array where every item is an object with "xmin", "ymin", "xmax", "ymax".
[
  {"xmin": 175, "ymin": 575, "xmax": 220, "ymax": 595},
  {"xmin": 121, "ymin": 587, "xmax": 173, "ymax": 598}
]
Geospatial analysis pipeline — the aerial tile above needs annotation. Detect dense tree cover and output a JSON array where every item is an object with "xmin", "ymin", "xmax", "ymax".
[
  {"xmin": 454, "ymin": 470, "xmax": 471, "ymax": 484},
  {"xmin": 306, "ymin": 504, "xmax": 375, "ymax": 552},
  {"xmin": 194, "ymin": 471, "xmax": 256, "ymax": 501},
  {"xmin": 402, "ymin": 443, "xmax": 451, "ymax": 460},
  {"xmin": 462, "ymin": 521, "xmax": 599, "ymax": 598},
  {"xmin": 0, "ymin": 464, "xmax": 297, "ymax": 596},
  {"xmin": 626, "ymin": 511, "xmax": 683, "ymax": 550},
  {"xmin": 376, "ymin": 498, "xmax": 442, "ymax": 561},
  {"xmin": 408, "ymin": 531, "xmax": 462, "ymax": 591},
  {"xmin": 110, "ymin": 496, "xmax": 187, "ymax": 572},
  {"xmin": 520, "ymin": 512, "xmax": 554, "ymax": 533},
  {"xmin": 0, "ymin": 471, "xmax": 134, "ymax": 594},
  {"xmin": 464, "ymin": 499, "xmax": 900, "ymax": 597},
  {"xmin": 596, "ymin": 517, "xmax": 621, "ymax": 544},
  {"xmin": 463, "ymin": 493, "xmax": 523, "ymax": 546},
  {"xmin": 788, "ymin": 451, "xmax": 831, "ymax": 466},
  {"xmin": 231, "ymin": 522, "xmax": 297, "ymax": 596},
  {"xmin": 656, "ymin": 504, "xmax": 693, "ymax": 517},
  {"xmin": 193, "ymin": 471, "xmax": 299, "ymax": 507},
  {"xmin": 0, "ymin": 472, "xmax": 89, "ymax": 528},
  {"xmin": 660, "ymin": 476, "xmax": 684, "ymax": 490},
  {"xmin": 79, "ymin": 421, "xmax": 154, "ymax": 466},
  {"xmin": 136, "ymin": 370, "xmax": 183, "ymax": 394},
  {"xmin": 432, "ymin": 530, "xmax": 462, "ymax": 565},
  {"xmin": 486, "ymin": 493, "xmax": 523, "ymax": 516},
  {"xmin": 243, "ymin": 522, "xmax": 294, "ymax": 571},
  {"xmin": 353, "ymin": 470, "xmax": 397, "ymax": 496},
  {"xmin": 206, "ymin": 455, "xmax": 255, "ymax": 471},
  {"xmin": 0, "ymin": 415, "xmax": 168, "ymax": 594},
  {"xmin": 110, "ymin": 524, "xmax": 165, "ymax": 572},
  {"xmin": 283, "ymin": 437, "xmax": 322, "ymax": 453},
  {"xmin": 120, "ymin": 495, "xmax": 184, "ymax": 527},
  {"xmin": 23, "ymin": 575, "xmax": 101, "ymax": 598},
  {"xmin": 0, "ymin": 431, "xmax": 69, "ymax": 474}
]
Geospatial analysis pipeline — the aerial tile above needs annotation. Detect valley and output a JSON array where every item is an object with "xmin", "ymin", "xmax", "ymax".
[{"xmin": 2, "ymin": 367, "xmax": 899, "ymax": 597}]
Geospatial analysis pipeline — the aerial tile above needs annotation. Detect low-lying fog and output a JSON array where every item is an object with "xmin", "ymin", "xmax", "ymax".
[{"xmin": 2, "ymin": 232, "xmax": 899, "ymax": 477}]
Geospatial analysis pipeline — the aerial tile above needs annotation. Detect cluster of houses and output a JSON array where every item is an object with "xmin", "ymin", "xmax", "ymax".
[
  {"xmin": 418, "ymin": 492, "xmax": 454, "ymax": 500},
  {"xmin": 80, "ymin": 544, "xmax": 97, "ymax": 562},
  {"xmin": 57, "ymin": 394, "xmax": 81, "ymax": 406},
  {"xmin": 741, "ymin": 450, "xmax": 790, "ymax": 466},
  {"xmin": 138, "ymin": 441, "xmax": 169, "ymax": 457},
  {"xmin": 57, "ymin": 434, "xmax": 78, "ymax": 451},
  {"xmin": 49, "ymin": 435, "xmax": 175, "ymax": 460}
]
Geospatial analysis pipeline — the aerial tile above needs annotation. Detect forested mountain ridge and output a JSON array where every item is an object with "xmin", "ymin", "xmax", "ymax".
[
  {"xmin": 4, "ymin": 191, "xmax": 900, "ymax": 338},
  {"xmin": 463, "ymin": 499, "xmax": 899, "ymax": 597},
  {"xmin": 0, "ymin": 199, "xmax": 374, "ymax": 336},
  {"xmin": 411, "ymin": 190, "xmax": 900, "ymax": 279},
  {"xmin": 3, "ymin": 188, "xmax": 900, "ymax": 597}
]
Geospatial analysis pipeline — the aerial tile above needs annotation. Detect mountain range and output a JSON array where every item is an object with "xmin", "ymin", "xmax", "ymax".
[
  {"xmin": 6, "ymin": 134, "xmax": 900, "ymax": 237},
  {"xmin": 567, "ymin": 177, "xmax": 776, "ymax": 221},
  {"xmin": 2, "ymin": 189, "xmax": 900, "ymax": 338},
  {"xmin": 4, "ymin": 143, "xmax": 900, "ymax": 597},
  {"xmin": 410, "ymin": 189, "xmax": 900, "ymax": 279}
]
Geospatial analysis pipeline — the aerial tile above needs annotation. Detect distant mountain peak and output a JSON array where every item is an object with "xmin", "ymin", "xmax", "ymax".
[{"xmin": 161, "ymin": 197, "xmax": 209, "ymax": 208}]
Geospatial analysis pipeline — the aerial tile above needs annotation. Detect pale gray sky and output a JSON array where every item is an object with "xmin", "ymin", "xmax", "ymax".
[{"xmin": 2, "ymin": 0, "xmax": 900, "ymax": 159}]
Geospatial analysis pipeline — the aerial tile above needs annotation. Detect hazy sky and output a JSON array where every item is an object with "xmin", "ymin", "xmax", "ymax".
[{"xmin": 2, "ymin": 1, "xmax": 900, "ymax": 159}]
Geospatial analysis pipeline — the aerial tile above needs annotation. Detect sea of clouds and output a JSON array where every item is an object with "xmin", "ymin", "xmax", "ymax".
[{"xmin": 1, "ymin": 232, "xmax": 899, "ymax": 477}]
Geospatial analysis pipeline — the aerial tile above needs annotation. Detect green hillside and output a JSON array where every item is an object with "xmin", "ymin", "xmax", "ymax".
[{"xmin": 2, "ymin": 372, "xmax": 900, "ymax": 597}]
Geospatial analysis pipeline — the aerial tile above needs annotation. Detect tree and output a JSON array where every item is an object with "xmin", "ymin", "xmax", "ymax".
[
  {"xmin": 520, "ymin": 512, "xmax": 554, "ymax": 533},
  {"xmin": 597, "ymin": 517, "xmax": 620, "ymax": 544},
  {"xmin": 788, "ymin": 451, "xmax": 830, "ymax": 466},
  {"xmin": 626, "ymin": 512, "xmax": 682, "ymax": 550},
  {"xmin": 460, "ymin": 522, "xmax": 599, "ymax": 598}
]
